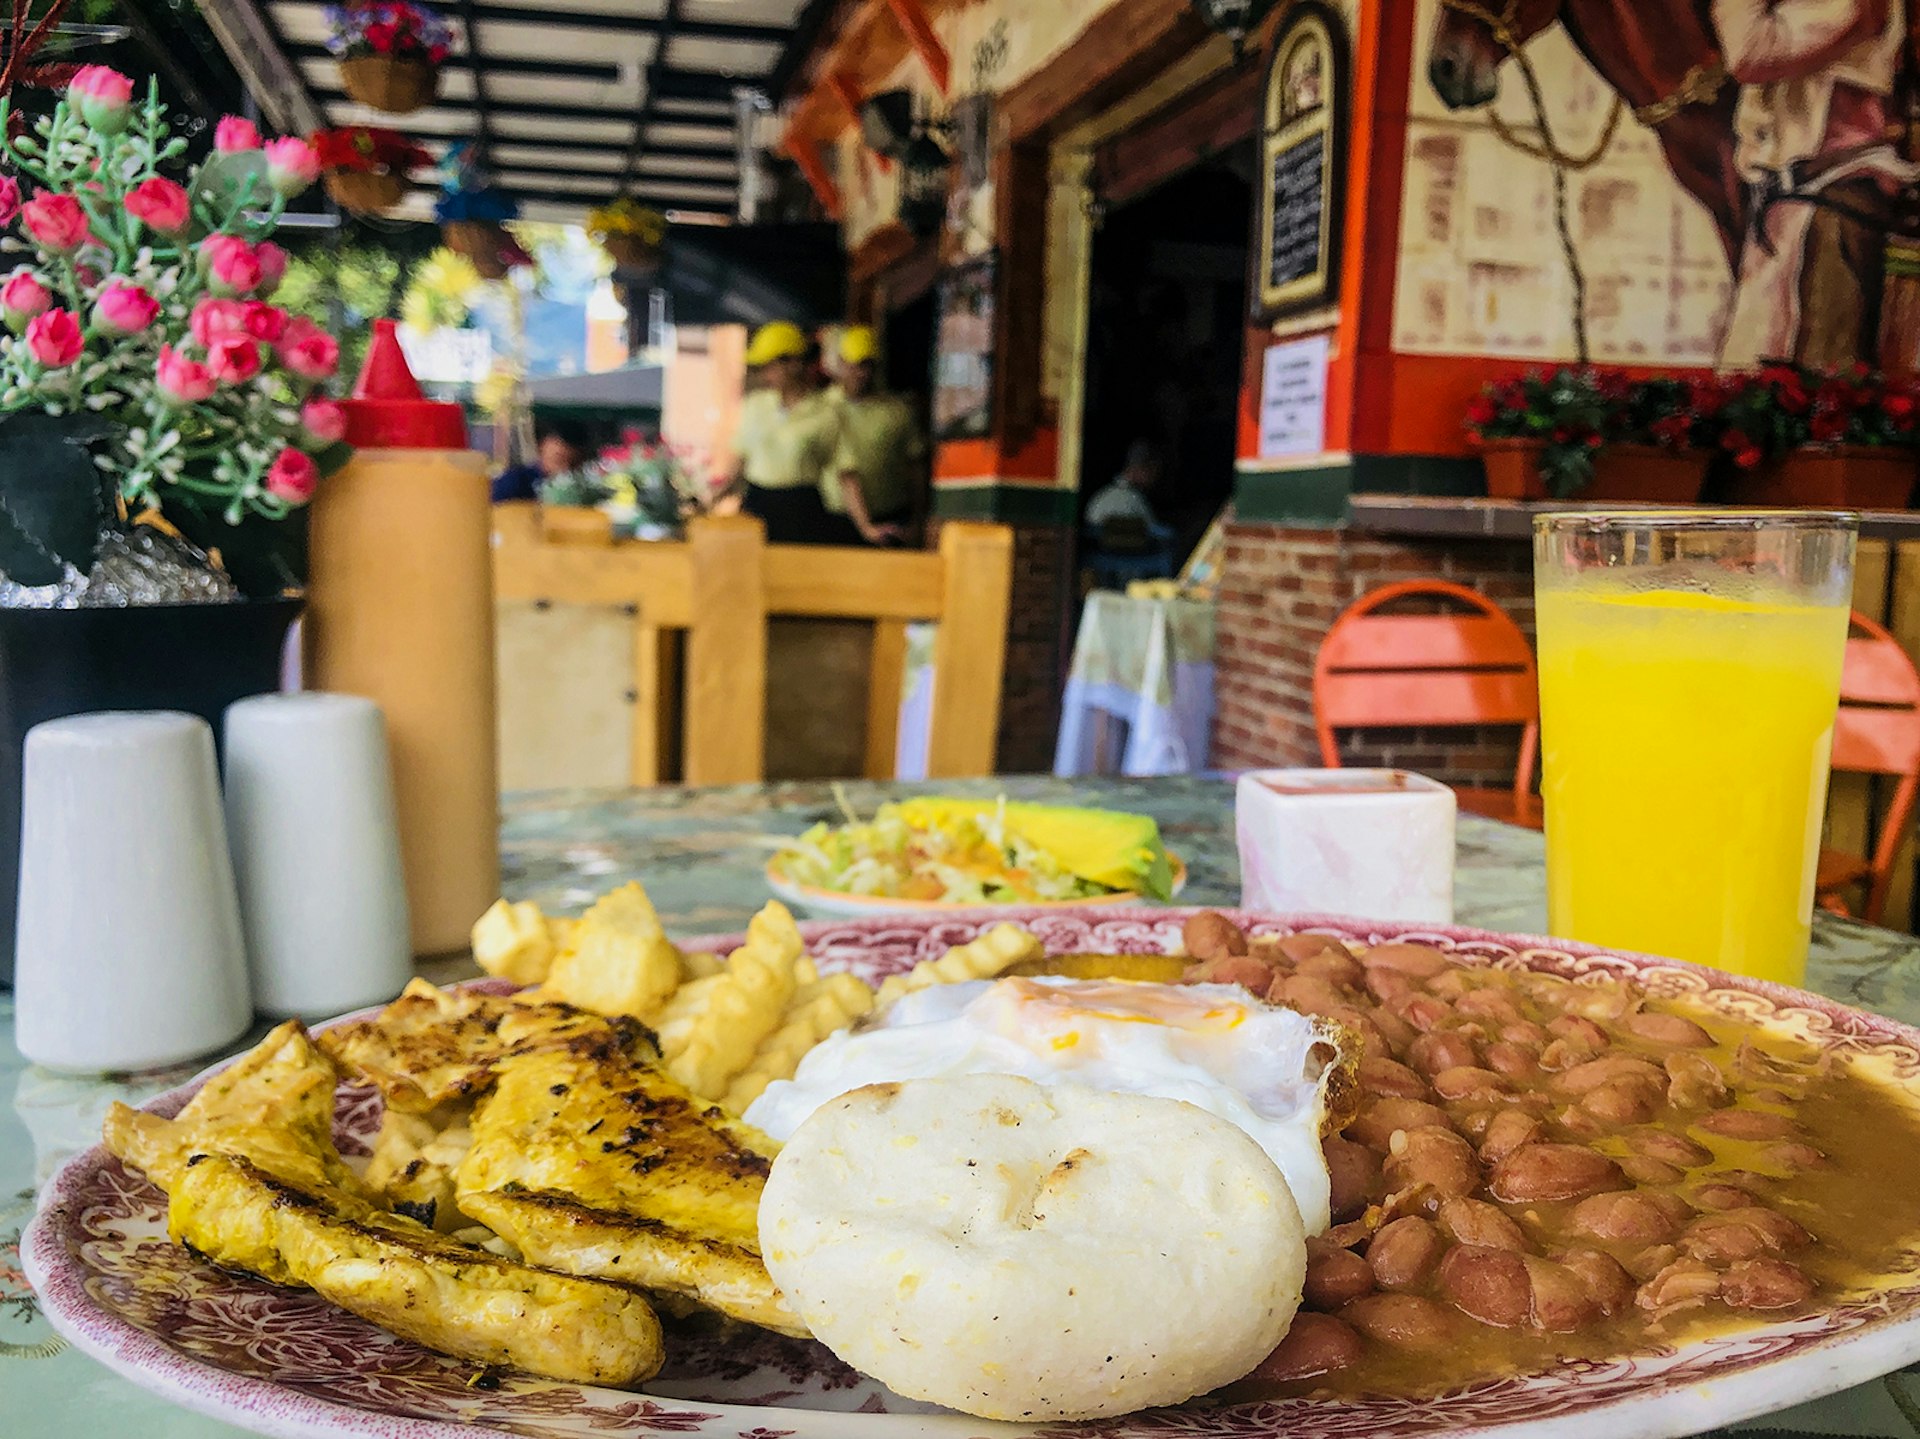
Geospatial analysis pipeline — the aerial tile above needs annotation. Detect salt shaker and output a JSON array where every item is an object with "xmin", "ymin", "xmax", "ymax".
[
  {"xmin": 1237, "ymin": 769, "xmax": 1457, "ymax": 925},
  {"xmin": 223, "ymin": 692, "xmax": 411, "ymax": 1018},
  {"xmin": 15, "ymin": 712, "xmax": 253, "ymax": 1072}
]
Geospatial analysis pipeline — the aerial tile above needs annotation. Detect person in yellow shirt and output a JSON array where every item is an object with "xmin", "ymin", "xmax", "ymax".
[
  {"xmin": 823, "ymin": 326, "xmax": 927, "ymax": 547},
  {"xmin": 732, "ymin": 321, "xmax": 845, "ymax": 544}
]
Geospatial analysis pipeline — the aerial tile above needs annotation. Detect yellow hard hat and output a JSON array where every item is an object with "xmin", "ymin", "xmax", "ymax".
[
  {"xmin": 838, "ymin": 325, "xmax": 879, "ymax": 365},
  {"xmin": 746, "ymin": 320, "xmax": 808, "ymax": 368}
]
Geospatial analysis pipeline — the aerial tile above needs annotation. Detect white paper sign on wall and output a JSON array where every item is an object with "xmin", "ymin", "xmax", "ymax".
[{"xmin": 1258, "ymin": 333, "xmax": 1331, "ymax": 459}]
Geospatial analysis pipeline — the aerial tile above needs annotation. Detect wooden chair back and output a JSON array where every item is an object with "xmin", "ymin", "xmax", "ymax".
[
  {"xmin": 1829, "ymin": 610, "xmax": 1920, "ymax": 921},
  {"xmin": 1313, "ymin": 579, "xmax": 1540, "ymax": 804},
  {"xmin": 492, "ymin": 504, "xmax": 1013, "ymax": 786}
]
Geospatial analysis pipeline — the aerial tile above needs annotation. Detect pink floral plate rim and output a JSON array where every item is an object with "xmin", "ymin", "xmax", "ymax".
[{"xmin": 20, "ymin": 907, "xmax": 1920, "ymax": 1439}]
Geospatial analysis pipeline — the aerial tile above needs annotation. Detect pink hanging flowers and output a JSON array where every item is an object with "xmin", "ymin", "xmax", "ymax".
[
  {"xmin": 94, "ymin": 281, "xmax": 158, "ymax": 335},
  {"xmin": 123, "ymin": 176, "xmax": 190, "ymax": 235},
  {"xmin": 25, "ymin": 309, "xmax": 83, "ymax": 367},
  {"xmin": 21, "ymin": 193, "xmax": 89, "ymax": 252},
  {"xmin": 68, "ymin": 66, "xmax": 134, "ymax": 133},
  {"xmin": 214, "ymin": 115, "xmax": 262, "ymax": 152},
  {"xmin": 201, "ymin": 234, "xmax": 265, "ymax": 297},
  {"xmin": 154, "ymin": 345, "xmax": 216, "ymax": 405},
  {"xmin": 0, "ymin": 271, "xmax": 50, "ymax": 329}
]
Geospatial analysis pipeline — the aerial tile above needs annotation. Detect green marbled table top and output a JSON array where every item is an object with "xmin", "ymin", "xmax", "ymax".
[{"xmin": 5, "ymin": 774, "xmax": 1919, "ymax": 1438}]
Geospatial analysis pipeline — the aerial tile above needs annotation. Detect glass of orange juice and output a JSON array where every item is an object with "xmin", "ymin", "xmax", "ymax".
[{"xmin": 1533, "ymin": 511, "xmax": 1857, "ymax": 985}]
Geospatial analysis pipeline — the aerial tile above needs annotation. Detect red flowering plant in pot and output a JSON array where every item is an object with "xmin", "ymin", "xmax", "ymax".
[
  {"xmin": 325, "ymin": 2, "xmax": 453, "ymax": 115},
  {"xmin": 0, "ymin": 69, "xmax": 351, "ymax": 598},
  {"xmin": 1466, "ymin": 368, "xmax": 1607, "ymax": 499},
  {"xmin": 313, "ymin": 125, "xmax": 430, "ymax": 215},
  {"xmin": 1585, "ymin": 374, "xmax": 1722, "ymax": 503},
  {"xmin": 1721, "ymin": 364, "xmax": 1919, "ymax": 510}
]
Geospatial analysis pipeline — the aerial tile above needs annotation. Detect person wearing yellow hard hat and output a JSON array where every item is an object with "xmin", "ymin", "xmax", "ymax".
[
  {"xmin": 823, "ymin": 325, "xmax": 926, "ymax": 547},
  {"xmin": 732, "ymin": 320, "xmax": 845, "ymax": 544}
]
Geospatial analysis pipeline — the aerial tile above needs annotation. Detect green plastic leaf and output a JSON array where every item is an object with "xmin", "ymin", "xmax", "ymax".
[
  {"xmin": 190, "ymin": 152, "xmax": 277, "ymax": 239},
  {"xmin": 312, "ymin": 440, "xmax": 354, "ymax": 478}
]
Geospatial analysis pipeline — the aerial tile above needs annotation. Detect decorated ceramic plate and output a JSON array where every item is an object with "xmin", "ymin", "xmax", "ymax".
[
  {"xmin": 765, "ymin": 853, "xmax": 1188, "ymax": 918},
  {"xmin": 27, "ymin": 909, "xmax": 1920, "ymax": 1439}
]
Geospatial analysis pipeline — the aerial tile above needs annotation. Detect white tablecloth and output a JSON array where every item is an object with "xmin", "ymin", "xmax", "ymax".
[{"xmin": 1053, "ymin": 592, "xmax": 1216, "ymax": 778}]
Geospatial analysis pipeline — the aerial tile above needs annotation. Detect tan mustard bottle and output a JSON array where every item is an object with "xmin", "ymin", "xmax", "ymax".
[{"xmin": 307, "ymin": 319, "xmax": 498, "ymax": 956}]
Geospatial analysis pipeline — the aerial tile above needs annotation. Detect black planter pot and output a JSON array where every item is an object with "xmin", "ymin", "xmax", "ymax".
[{"xmin": 0, "ymin": 598, "xmax": 300, "ymax": 985}]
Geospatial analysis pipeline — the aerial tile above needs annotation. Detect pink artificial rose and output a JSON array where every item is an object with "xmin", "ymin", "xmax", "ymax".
[
  {"xmin": 299, "ymin": 397, "xmax": 347, "ymax": 445},
  {"xmin": 262, "ymin": 137, "xmax": 320, "ymax": 198},
  {"xmin": 214, "ymin": 115, "xmax": 261, "ymax": 152},
  {"xmin": 24, "ymin": 308, "xmax": 83, "ymax": 367},
  {"xmin": 206, "ymin": 333, "xmax": 263, "ymax": 385},
  {"xmin": 21, "ymin": 192, "xmax": 90, "ymax": 252},
  {"xmin": 123, "ymin": 175, "xmax": 190, "ymax": 235},
  {"xmin": 0, "ymin": 269, "xmax": 50, "ymax": 326},
  {"xmin": 94, "ymin": 280, "xmax": 158, "ymax": 335},
  {"xmin": 155, "ymin": 343, "xmax": 215, "ymax": 404},
  {"xmin": 276, "ymin": 316, "xmax": 340, "ymax": 380},
  {"xmin": 254, "ymin": 241, "xmax": 288, "ymax": 297},
  {"xmin": 189, "ymin": 297, "xmax": 248, "ymax": 347},
  {"xmin": 201, "ymin": 233, "xmax": 264, "ymax": 297},
  {"xmin": 242, "ymin": 300, "xmax": 288, "ymax": 342},
  {"xmin": 0, "ymin": 174, "xmax": 19, "ymax": 227},
  {"xmin": 265, "ymin": 447, "xmax": 319, "ymax": 505},
  {"xmin": 68, "ymin": 66, "xmax": 134, "ymax": 133}
]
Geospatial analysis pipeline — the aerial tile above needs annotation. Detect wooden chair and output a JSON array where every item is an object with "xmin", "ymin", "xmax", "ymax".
[
  {"xmin": 492, "ymin": 504, "xmax": 1014, "ymax": 786},
  {"xmin": 1313, "ymin": 579, "xmax": 1543, "ymax": 829},
  {"xmin": 1817, "ymin": 611, "xmax": 1920, "ymax": 925}
]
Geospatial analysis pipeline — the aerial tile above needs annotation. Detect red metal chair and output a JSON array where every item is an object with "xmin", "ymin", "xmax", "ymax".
[
  {"xmin": 1313, "ymin": 579, "xmax": 1542, "ymax": 830},
  {"xmin": 1816, "ymin": 611, "xmax": 1920, "ymax": 925}
]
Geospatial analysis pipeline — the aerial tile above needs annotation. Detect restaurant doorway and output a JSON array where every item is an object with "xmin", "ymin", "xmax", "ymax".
[{"xmin": 1078, "ymin": 157, "xmax": 1254, "ymax": 570}]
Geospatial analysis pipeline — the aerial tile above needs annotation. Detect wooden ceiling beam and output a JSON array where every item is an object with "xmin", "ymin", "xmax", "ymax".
[{"xmin": 879, "ymin": 0, "xmax": 948, "ymax": 95}]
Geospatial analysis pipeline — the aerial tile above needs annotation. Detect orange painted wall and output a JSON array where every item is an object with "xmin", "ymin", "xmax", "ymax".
[{"xmin": 933, "ymin": 428, "xmax": 1062, "ymax": 485}]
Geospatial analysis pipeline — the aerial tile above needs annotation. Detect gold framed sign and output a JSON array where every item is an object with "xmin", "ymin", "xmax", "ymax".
[{"xmin": 1253, "ymin": 1, "xmax": 1347, "ymax": 319}]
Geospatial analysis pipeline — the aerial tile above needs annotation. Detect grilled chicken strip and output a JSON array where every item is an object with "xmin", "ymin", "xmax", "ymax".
[
  {"xmin": 458, "ymin": 1046, "xmax": 806, "ymax": 1337},
  {"xmin": 319, "ymin": 978, "xmax": 654, "ymax": 1113},
  {"xmin": 104, "ymin": 1021, "xmax": 664, "ymax": 1387}
]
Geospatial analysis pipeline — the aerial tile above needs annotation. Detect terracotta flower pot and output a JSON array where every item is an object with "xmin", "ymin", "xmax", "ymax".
[
  {"xmin": 324, "ymin": 168, "xmax": 406, "ymax": 214},
  {"xmin": 340, "ymin": 53, "xmax": 438, "ymax": 115},
  {"xmin": 1478, "ymin": 438, "xmax": 1548, "ymax": 500},
  {"xmin": 1583, "ymin": 444, "xmax": 1711, "ymax": 503},
  {"xmin": 1727, "ymin": 446, "xmax": 1917, "ymax": 510}
]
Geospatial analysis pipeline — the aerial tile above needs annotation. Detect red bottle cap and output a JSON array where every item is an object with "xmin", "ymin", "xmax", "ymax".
[{"xmin": 341, "ymin": 319, "xmax": 469, "ymax": 449}]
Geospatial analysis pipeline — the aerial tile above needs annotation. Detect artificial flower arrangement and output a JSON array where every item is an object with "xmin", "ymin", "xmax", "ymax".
[
  {"xmin": 585, "ymin": 196, "xmax": 668, "ymax": 273},
  {"xmin": 312, "ymin": 125, "xmax": 431, "ymax": 214},
  {"xmin": 0, "ymin": 67, "xmax": 351, "ymax": 597},
  {"xmin": 539, "ymin": 431, "xmax": 711, "ymax": 539},
  {"xmin": 1715, "ymin": 363, "xmax": 1920, "ymax": 470},
  {"xmin": 325, "ymin": 1, "xmax": 452, "ymax": 115}
]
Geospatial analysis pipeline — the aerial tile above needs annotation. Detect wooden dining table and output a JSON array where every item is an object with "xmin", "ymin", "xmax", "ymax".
[{"xmin": 5, "ymin": 773, "xmax": 1920, "ymax": 1437}]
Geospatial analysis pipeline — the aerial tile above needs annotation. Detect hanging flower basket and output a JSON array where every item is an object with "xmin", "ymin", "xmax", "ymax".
[
  {"xmin": 1584, "ymin": 444, "xmax": 1711, "ymax": 503},
  {"xmin": 587, "ymin": 197, "xmax": 668, "ymax": 275},
  {"xmin": 600, "ymin": 230, "xmax": 661, "ymax": 273},
  {"xmin": 324, "ymin": 166, "xmax": 406, "ymax": 213},
  {"xmin": 443, "ymin": 219, "xmax": 508, "ymax": 278},
  {"xmin": 1477, "ymin": 438, "xmax": 1549, "ymax": 501},
  {"xmin": 1727, "ymin": 446, "xmax": 1917, "ymax": 510},
  {"xmin": 340, "ymin": 53, "xmax": 438, "ymax": 115}
]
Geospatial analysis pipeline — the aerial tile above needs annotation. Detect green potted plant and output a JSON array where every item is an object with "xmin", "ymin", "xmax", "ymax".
[
  {"xmin": 1723, "ymin": 364, "xmax": 1918, "ymax": 510},
  {"xmin": 0, "ymin": 69, "xmax": 351, "ymax": 972},
  {"xmin": 1466, "ymin": 368, "xmax": 1604, "ymax": 499},
  {"xmin": 1585, "ymin": 374, "xmax": 1719, "ymax": 503}
]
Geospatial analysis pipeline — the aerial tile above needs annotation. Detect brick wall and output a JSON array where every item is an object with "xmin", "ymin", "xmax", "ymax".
[
  {"xmin": 1213, "ymin": 519, "xmax": 1536, "ymax": 787},
  {"xmin": 929, "ymin": 516, "xmax": 1074, "ymax": 774}
]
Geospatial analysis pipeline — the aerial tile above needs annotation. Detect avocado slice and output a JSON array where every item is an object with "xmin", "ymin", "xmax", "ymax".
[{"xmin": 894, "ymin": 797, "xmax": 1175, "ymax": 901}]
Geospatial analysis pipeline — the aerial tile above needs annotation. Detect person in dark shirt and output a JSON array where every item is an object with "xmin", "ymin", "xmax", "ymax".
[{"xmin": 492, "ymin": 419, "xmax": 590, "ymax": 503}]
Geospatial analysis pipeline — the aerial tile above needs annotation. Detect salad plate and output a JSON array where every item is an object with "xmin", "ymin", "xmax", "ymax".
[
  {"xmin": 767, "ymin": 852, "xmax": 1188, "ymax": 917},
  {"xmin": 25, "ymin": 908, "xmax": 1920, "ymax": 1439}
]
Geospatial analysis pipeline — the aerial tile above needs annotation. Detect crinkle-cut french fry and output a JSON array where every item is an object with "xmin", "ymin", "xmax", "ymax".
[
  {"xmin": 722, "ymin": 972, "xmax": 875, "ymax": 1114},
  {"xmin": 653, "ymin": 974, "xmax": 726, "ymax": 1060},
  {"xmin": 667, "ymin": 902, "xmax": 804, "ymax": 1100},
  {"xmin": 539, "ymin": 881, "xmax": 681, "ymax": 1022},
  {"xmin": 680, "ymin": 949, "xmax": 724, "ymax": 981},
  {"xmin": 875, "ymin": 923, "xmax": 1042, "ymax": 1007},
  {"xmin": 472, "ymin": 899, "xmax": 556, "ymax": 986}
]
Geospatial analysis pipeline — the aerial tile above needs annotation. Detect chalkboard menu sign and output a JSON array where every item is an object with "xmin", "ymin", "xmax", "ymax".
[{"xmin": 1253, "ymin": 3, "xmax": 1346, "ymax": 319}]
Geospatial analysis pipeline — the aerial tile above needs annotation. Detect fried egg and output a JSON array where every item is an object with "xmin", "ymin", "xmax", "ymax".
[{"xmin": 744, "ymin": 977, "xmax": 1353, "ymax": 1233}]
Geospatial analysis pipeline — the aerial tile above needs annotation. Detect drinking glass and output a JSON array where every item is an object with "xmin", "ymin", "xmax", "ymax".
[{"xmin": 1533, "ymin": 511, "xmax": 1857, "ymax": 985}]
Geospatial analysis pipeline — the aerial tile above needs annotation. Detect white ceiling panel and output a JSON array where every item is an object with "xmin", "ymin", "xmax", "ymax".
[
  {"xmin": 662, "ymin": 36, "xmax": 783, "ymax": 75},
  {"xmin": 643, "ymin": 120, "xmax": 741, "ymax": 148},
  {"xmin": 493, "ymin": 113, "xmax": 637, "ymax": 143},
  {"xmin": 492, "ymin": 144, "xmax": 627, "ymax": 172}
]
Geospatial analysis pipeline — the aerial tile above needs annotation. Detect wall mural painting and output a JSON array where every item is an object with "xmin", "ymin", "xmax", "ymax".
[{"xmin": 1401, "ymin": 0, "xmax": 1920, "ymax": 371}]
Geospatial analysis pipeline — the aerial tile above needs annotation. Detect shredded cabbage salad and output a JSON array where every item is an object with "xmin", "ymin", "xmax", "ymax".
[{"xmin": 773, "ymin": 799, "xmax": 1113, "ymax": 904}]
